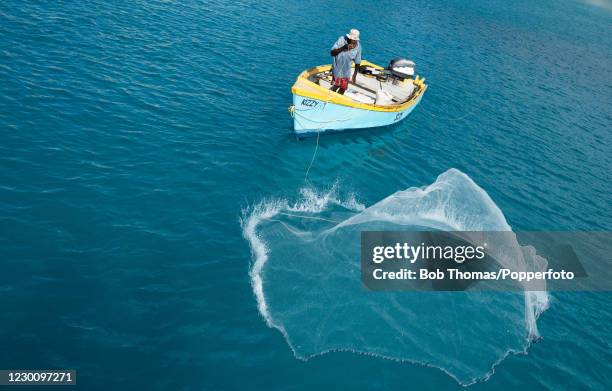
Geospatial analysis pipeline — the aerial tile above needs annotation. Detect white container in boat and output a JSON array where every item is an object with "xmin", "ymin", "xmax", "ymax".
[{"xmin": 376, "ymin": 89, "xmax": 394, "ymax": 105}]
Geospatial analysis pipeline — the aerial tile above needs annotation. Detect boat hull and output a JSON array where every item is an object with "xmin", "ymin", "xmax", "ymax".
[{"xmin": 292, "ymin": 92, "xmax": 424, "ymax": 136}]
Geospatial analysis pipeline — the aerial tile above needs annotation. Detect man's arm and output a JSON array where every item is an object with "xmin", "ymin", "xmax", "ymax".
[
  {"xmin": 330, "ymin": 37, "xmax": 348, "ymax": 56},
  {"xmin": 331, "ymin": 44, "xmax": 348, "ymax": 56}
]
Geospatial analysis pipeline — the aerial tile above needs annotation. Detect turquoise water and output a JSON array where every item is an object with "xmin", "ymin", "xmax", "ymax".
[{"xmin": 1, "ymin": 0, "xmax": 611, "ymax": 389}]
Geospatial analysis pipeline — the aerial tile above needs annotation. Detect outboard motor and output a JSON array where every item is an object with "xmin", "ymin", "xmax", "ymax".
[{"xmin": 388, "ymin": 58, "xmax": 416, "ymax": 80}]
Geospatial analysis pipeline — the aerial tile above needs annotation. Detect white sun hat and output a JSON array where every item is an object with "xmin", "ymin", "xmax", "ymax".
[{"xmin": 347, "ymin": 28, "xmax": 360, "ymax": 41}]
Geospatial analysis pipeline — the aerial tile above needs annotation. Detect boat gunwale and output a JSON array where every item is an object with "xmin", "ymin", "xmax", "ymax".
[{"xmin": 291, "ymin": 60, "xmax": 427, "ymax": 113}]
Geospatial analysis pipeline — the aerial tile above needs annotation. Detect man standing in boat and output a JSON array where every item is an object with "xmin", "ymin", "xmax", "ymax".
[{"xmin": 330, "ymin": 29, "xmax": 361, "ymax": 95}]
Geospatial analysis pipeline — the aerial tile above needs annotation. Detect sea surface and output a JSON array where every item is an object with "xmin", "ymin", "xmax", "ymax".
[{"xmin": 1, "ymin": 0, "xmax": 611, "ymax": 389}]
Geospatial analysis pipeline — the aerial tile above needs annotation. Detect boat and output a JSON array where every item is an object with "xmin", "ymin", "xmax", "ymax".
[{"xmin": 289, "ymin": 59, "xmax": 427, "ymax": 136}]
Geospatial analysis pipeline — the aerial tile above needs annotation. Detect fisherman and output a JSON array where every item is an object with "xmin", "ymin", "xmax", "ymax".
[{"xmin": 330, "ymin": 29, "xmax": 362, "ymax": 95}]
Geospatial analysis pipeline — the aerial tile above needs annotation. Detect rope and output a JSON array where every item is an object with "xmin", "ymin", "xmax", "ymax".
[
  {"xmin": 304, "ymin": 130, "xmax": 320, "ymax": 185},
  {"xmin": 290, "ymin": 89, "xmax": 337, "ymax": 186}
]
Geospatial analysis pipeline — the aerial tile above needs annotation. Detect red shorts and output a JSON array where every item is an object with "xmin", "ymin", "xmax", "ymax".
[{"xmin": 333, "ymin": 77, "xmax": 349, "ymax": 90}]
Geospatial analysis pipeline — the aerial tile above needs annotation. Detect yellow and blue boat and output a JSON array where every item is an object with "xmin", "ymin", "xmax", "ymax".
[{"xmin": 290, "ymin": 59, "xmax": 427, "ymax": 136}]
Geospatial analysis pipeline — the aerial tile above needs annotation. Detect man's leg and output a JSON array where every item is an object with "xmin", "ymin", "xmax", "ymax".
[
  {"xmin": 330, "ymin": 75, "xmax": 339, "ymax": 92},
  {"xmin": 337, "ymin": 78, "xmax": 348, "ymax": 95}
]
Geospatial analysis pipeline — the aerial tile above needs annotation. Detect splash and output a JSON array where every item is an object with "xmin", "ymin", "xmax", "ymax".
[{"xmin": 241, "ymin": 169, "xmax": 549, "ymax": 385}]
